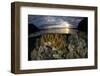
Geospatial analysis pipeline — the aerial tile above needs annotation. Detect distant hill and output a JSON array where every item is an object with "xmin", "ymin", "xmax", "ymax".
[
  {"xmin": 28, "ymin": 24, "xmax": 40, "ymax": 35},
  {"xmin": 78, "ymin": 18, "xmax": 88, "ymax": 33}
]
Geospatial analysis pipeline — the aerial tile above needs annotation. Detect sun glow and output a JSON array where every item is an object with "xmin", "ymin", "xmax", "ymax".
[{"xmin": 61, "ymin": 21, "xmax": 71, "ymax": 28}]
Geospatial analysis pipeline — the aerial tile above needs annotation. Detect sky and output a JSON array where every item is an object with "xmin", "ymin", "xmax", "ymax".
[{"xmin": 28, "ymin": 15, "xmax": 85, "ymax": 29}]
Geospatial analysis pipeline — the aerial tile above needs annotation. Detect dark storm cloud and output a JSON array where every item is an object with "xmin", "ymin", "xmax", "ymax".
[{"xmin": 28, "ymin": 15, "xmax": 84, "ymax": 28}]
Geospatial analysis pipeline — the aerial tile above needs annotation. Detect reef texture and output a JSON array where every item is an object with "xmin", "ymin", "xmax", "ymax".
[{"xmin": 29, "ymin": 31, "xmax": 88, "ymax": 60}]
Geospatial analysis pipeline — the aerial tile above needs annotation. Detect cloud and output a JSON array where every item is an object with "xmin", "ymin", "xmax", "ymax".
[{"xmin": 28, "ymin": 15, "xmax": 84, "ymax": 29}]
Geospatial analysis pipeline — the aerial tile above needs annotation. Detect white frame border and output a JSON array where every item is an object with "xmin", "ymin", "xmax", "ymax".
[{"xmin": 20, "ymin": 6, "xmax": 95, "ymax": 70}]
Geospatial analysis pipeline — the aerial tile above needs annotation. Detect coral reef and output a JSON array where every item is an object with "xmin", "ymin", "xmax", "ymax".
[{"xmin": 29, "ymin": 31, "xmax": 88, "ymax": 60}]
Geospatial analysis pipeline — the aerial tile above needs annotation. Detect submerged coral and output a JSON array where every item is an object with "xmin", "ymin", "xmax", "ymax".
[{"xmin": 29, "ymin": 31, "xmax": 88, "ymax": 60}]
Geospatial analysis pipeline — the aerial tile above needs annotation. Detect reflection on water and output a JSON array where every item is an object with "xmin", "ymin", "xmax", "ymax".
[
  {"xmin": 28, "ymin": 29, "xmax": 88, "ymax": 60},
  {"xmin": 29, "ymin": 28, "xmax": 78, "ymax": 38}
]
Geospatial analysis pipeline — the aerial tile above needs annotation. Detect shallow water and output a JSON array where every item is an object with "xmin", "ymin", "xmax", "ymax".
[{"xmin": 28, "ymin": 29, "xmax": 88, "ymax": 60}]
